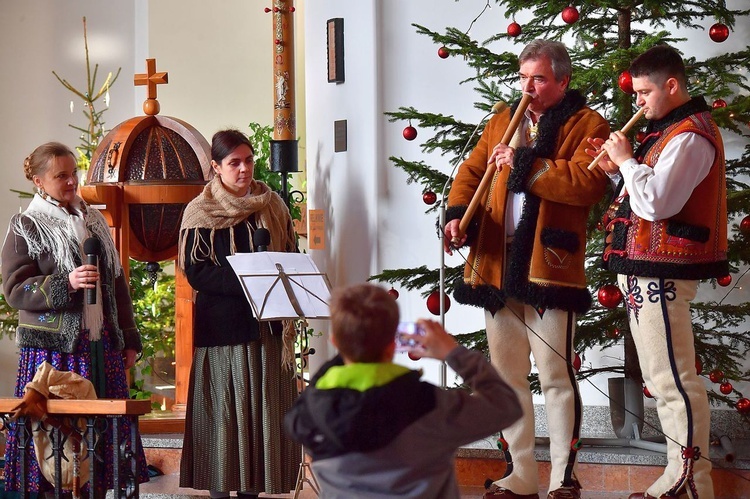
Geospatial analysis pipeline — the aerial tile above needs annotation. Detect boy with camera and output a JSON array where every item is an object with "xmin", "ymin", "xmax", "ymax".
[{"xmin": 284, "ymin": 283, "xmax": 522, "ymax": 498}]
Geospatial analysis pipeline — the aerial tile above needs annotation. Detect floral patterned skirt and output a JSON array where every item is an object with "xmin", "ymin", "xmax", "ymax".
[{"xmin": 2, "ymin": 326, "xmax": 149, "ymax": 493}]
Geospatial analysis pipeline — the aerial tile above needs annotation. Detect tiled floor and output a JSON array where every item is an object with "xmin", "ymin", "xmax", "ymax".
[
  {"xmin": 140, "ymin": 437, "xmax": 750, "ymax": 498},
  {"xmin": 138, "ymin": 473, "xmax": 633, "ymax": 498}
]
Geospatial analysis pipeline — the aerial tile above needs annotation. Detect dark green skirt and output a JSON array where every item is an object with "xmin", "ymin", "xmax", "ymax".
[{"xmin": 180, "ymin": 323, "xmax": 301, "ymax": 494}]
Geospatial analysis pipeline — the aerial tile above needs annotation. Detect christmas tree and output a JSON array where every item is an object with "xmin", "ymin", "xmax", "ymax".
[{"xmin": 372, "ymin": 0, "xmax": 750, "ymax": 422}]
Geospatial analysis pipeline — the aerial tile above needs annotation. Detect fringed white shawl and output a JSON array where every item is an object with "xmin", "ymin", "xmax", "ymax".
[{"xmin": 12, "ymin": 194, "xmax": 121, "ymax": 341}]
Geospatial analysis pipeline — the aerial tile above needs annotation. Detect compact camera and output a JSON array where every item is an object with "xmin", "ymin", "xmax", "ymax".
[{"xmin": 395, "ymin": 321, "xmax": 425, "ymax": 352}]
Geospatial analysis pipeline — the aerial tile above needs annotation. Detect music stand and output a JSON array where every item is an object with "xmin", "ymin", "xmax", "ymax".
[{"xmin": 227, "ymin": 252, "xmax": 330, "ymax": 498}]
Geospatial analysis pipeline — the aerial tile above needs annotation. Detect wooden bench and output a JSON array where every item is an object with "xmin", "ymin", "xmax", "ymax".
[{"xmin": 0, "ymin": 398, "xmax": 151, "ymax": 499}]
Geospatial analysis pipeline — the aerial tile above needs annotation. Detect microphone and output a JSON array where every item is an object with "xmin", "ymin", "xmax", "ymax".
[
  {"xmin": 83, "ymin": 237, "xmax": 100, "ymax": 305},
  {"xmin": 490, "ymin": 101, "xmax": 508, "ymax": 115},
  {"xmin": 253, "ymin": 228, "xmax": 271, "ymax": 252}
]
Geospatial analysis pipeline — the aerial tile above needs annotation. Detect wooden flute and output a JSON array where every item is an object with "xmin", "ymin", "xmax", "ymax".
[
  {"xmin": 451, "ymin": 93, "xmax": 534, "ymax": 246},
  {"xmin": 587, "ymin": 106, "xmax": 647, "ymax": 171}
]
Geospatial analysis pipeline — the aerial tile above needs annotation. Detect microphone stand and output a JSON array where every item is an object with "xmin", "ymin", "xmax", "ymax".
[{"xmin": 438, "ymin": 105, "xmax": 499, "ymax": 388}]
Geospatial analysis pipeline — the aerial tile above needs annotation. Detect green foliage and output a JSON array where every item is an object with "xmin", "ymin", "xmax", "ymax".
[
  {"xmin": 247, "ymin": 122, "xmax": 303, "ymax": 222},
  {"xmin": 248, "ymin": 122, "xmax": 280, "ymax": 191},
  {"xmin": 374, "ymin": 0, "xmax": 750, "ymax": 422},
  {"xmin": 0, "ymin": 287, "xmax": 17, "ymax": 339},
  {"xmin": 129, "ymin": 260, "xmax": 176, "ymax": 362},
  {"xmin": 370, "ymin": 265, "xmax": 464, "ymax": 297},
  {"xmin": 129, "ymin": 378, "xmax": 158, "ymax": 407}
]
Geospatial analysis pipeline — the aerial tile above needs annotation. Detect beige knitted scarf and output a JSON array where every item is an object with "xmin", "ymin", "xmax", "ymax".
[{"xmin": 178, "ymin": 175, "xmax": 298, "ymax": 370}]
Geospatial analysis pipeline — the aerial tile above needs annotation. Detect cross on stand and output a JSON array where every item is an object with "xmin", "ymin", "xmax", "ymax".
[{"xmin": 134, "ymin": 58, "xmax": 168, "ymax": 115}]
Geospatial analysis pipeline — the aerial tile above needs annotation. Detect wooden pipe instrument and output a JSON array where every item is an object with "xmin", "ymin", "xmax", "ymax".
[
  {"xmin": 587, "ymin": 106, "xmax": 647, "ymax": 171},
  {"xmin": 451, "ymin": 93, "xmax": 533, "ymax": 246}
]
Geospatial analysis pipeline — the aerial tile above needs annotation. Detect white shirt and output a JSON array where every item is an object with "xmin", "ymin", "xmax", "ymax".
[
  {"xmin": 505, "ymin": 111, "xmax": 537, "ymax": 237},
  {"xmin": 613, "ymin": 132, "xmax": 715, "ymax": 222}
]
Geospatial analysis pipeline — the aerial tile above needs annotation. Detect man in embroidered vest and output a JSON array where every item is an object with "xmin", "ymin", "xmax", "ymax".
[
  {"xmin": 588, "ymin": 44, "xmax": 727, "ymax": 499},
  {"xmin": 444, "ymin": 39, "xmax": 610, "ymax": 499}
]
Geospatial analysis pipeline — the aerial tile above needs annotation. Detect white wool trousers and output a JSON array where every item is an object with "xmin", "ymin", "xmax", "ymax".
[
  {"xmin": 618, "ymin": 275, "xmax": 714, "ymax": 499},
  {"xmin": 485, "ymin": 299, "xmax": 582, "ymax": 495}
]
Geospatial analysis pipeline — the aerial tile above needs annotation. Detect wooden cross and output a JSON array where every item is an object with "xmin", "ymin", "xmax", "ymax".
[{"xmin": 134, "ymin": 58, "xmax": 168, "ymax": 100}]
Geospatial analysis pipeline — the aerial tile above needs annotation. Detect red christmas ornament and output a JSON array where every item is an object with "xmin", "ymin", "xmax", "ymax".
[
  {"xmin": 387, "ymin": 287, "xmax": 399, "ymax": 299},
  {"xmin": 709, "ymin": 369, "xmax": 724, "ymax": 383},
  {"xmin": 739, "ymin": 215, "xmax": 750, "ymax": 236},
  {"xmin": 607, "ymin": 327, "xmax": 621, "ymax": 339},
  {"xmin": 736, "ymin": 397, "xmax": 750, "ymax": 414},
  {"xmin": 717, "ymin": 275, "xmax": 732, "ymax": 287},
  {"xmin": 437, "ymin": 46, "xmax": 450, "ymax": 59},
  {"xmin": 695, "ymin": 357, "xmax": 703, "ymax": 376},
  {"xmin": 403, "ymin": 125, "xmax": 418, "ymax": 141},
  {"xmin": 573, "ymin": 352, "xmax": 581, "ymax": 372},
  {"xmin": 507, "ymin": 22, "xmax": 522, "ymax": 37},
  {"xmin": 597, "ymin": 284, "xmax": 623, "ymax": 309},
  {"xmin": 643, "ymin": 385, "xmax": 654, "ymax": 398},
  {"xmin": 618, "ymin": 71, "xmax": 634, "ymax": 94},
  {"xmin": 426, "ymin": 290, "xmax": 450, "ymax": 316},
  {"xmin": 561, "ymin": 6, "xmax": 579, "ymax": 24},
  {"xmin": 593, "ymin": 39, "xmax": 604, "ymax": 50},
  {"xmin": 712, "ymin": 99, "xmax": 727, "ymax": 109},
  {"xmin": 720, "ymin": 382, "xmax": 733, "ymax": 395},
  {"xmin": 709, "ymin": 23, "xmax": 730, "ymax": 43},
  {"xmin": 423, "ymin": 191, "xmax": 437, "ymax": 205},
  {"xmin": 636, "ymin": 131, "xmax": 646, "ymax": 143}
]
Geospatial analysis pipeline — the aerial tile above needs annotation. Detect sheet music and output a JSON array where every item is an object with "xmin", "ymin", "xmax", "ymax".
[{"xmin": 226, "ymin": 252, "xmax": 331, "ymax": 320}]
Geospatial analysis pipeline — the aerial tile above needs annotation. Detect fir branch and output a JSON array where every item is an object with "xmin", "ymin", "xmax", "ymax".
[
  {"xmin": 388, "ymin": 156, "xmax": 449, "ymax": 189},
  {"xmin": 369, "ymin": 265, "xmax": 464, "ymax": 296},
  {"xmin": 386, "ymin": 106, "xmax": 487, "ymax": 157}
]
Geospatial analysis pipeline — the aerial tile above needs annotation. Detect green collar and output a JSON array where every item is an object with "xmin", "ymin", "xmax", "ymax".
[{"xmin": 315, "ymin": 363, "xmax": 413, "ymax": 392}]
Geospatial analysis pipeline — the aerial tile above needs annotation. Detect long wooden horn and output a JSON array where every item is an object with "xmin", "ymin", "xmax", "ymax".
[
  {"xmin": 588, "ymin": 107, "xmax": 646, "ymax": 171},
  {"xmin": 452, "ymin": 93, "xmax": 533, "ymax": 246}
]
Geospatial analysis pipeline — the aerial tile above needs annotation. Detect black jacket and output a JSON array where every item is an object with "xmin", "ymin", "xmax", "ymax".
[
  {"xmin": 284, "ymin": 355, "xmax": 437, "ymax": 460},
  {"xmin": 182, "ymin": 221, "xmax": 261, "ymax": 347}
]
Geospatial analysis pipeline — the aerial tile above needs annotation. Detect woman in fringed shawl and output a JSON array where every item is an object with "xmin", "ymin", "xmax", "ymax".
[
  {"xmin": 178, "ymin": 129, "xmax": 300, "ymax": 499},
  {"xmin": 1, "ymin": 142, "xmax": 148, "ymax": 495}
]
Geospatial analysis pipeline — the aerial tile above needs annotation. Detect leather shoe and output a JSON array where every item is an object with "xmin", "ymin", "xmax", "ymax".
[
  {"xmin": 628, "ymin": 493, "xmax": 685, "ymax": 499},
  {"xmin": 547, "ymin": 484, "xmax": 581, "ymax": 499},
  {"xmin": 483, "ymin": 484, "xmax": 540, "ymax": 499}
]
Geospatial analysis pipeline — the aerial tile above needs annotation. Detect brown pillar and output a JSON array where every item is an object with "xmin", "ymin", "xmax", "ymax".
[
  {"xmin": 172, "ymin": 267, "xmax": 194, "ymax": 415},
  {"xmin": 272, "ymin": 0, "xmax": 296, "ymax": 140}
]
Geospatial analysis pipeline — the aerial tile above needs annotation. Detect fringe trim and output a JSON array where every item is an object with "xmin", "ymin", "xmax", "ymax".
[
  {"xmin": 13, "ymin": 198, "xmax": 120, "ymax": 343},
  {"xmin": 282, "ymin": 320, "xmax": 297, "ymax": 372}
]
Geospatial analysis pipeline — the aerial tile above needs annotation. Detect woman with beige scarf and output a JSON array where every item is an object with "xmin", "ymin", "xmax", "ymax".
[{"xmin": 178, "ymin": 129, "xmax": 300, "ymax": 498}]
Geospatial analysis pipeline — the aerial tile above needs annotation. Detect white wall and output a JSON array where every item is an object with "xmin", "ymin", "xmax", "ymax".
[{"xmin": 146, "ymin": 0, "xmax": 307, "ymax": 172}]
